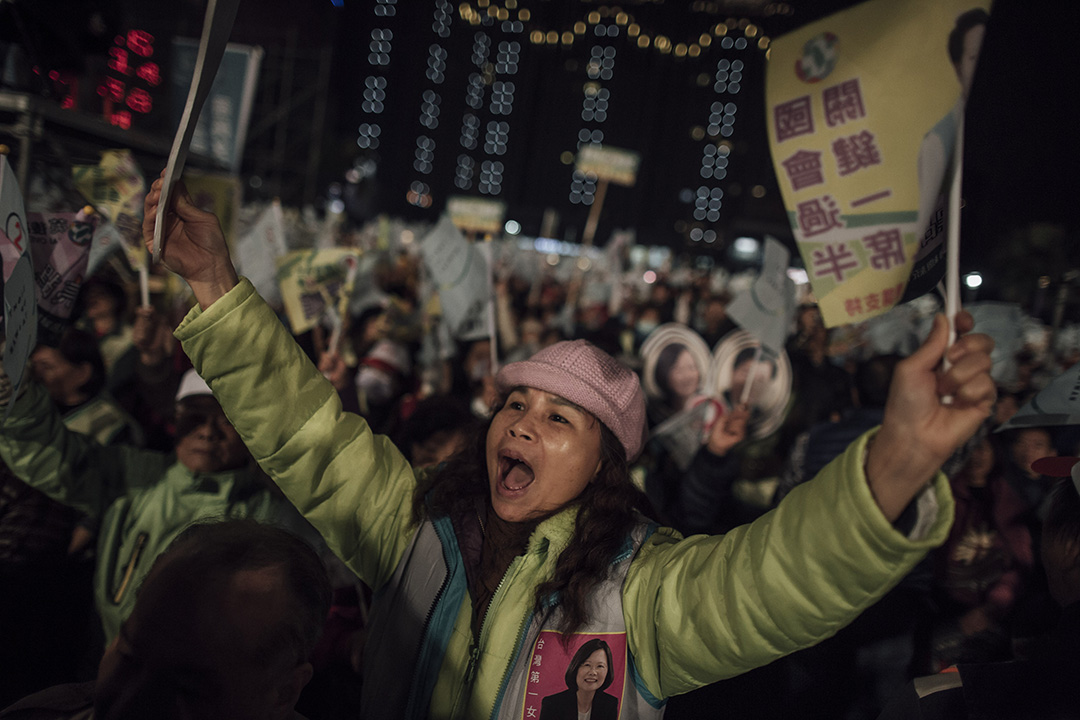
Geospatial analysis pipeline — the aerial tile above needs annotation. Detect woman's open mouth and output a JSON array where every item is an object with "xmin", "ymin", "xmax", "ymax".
[{"xmin": 497, "ymin": 451, "xmax": 535, "ymax": 492}]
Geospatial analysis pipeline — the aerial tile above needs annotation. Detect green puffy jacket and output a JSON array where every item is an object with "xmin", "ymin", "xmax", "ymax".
[
  {"xmin": 0, "ymin": 381, "xmax": 284, "ymax": 643},
  {"xmin": 177, "ymin": 278, "xmax": 955, "ymax": 719}
]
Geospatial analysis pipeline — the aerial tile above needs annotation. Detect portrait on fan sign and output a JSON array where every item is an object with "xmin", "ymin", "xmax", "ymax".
[
  {"xmin": 711, "ymin": 329, "xmax": 793, "ymax": 440},
  {"xmin": 518, "ymin": 632, "xmax": 625, "ymax": 720},
  {"xmin": 640, "ymin": 323, "xmax": 716, "ymax": 426}
]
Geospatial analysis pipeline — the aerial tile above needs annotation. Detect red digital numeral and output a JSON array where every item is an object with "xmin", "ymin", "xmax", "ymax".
[
  {"xmin": 135, "ymin": 61, "xmax": 161, "ymax": 86},
  {"xmin": 126, "ymin": 88, "xmax": 153, "ymax": 113},
  {"xmin": 126, "ymin": 30, "xmax": 155, "ymax": 58},
  {"xmin": 107, "ymin": 47, "xmax": 131, "ymax": 75},
  {"xmin": 109, "ymin": 110, "xmax": 132, "ymax": 129},
  {"xmin": 97, "ymin": 77, "xmax": 126, "ymax": 102}
]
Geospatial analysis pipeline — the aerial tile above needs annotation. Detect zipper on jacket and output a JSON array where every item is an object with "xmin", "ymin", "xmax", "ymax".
[
  {"xmin": 454, "ymin": 554, "xmax": 520, "ymax": 718},
  {"xmin": 464, "ymin": 561, "xmax": 512, "ymax": 687},
  {"xmin": 487, "ymin": 607, "xmax": 536, "ymax": 720},
  {"xmin": 404, "ymin": 524, "xmax": 455, "ymax": 719},
  {"xmin": 110, "ymin": 532, "xmax": 148, "ymax": 604}
]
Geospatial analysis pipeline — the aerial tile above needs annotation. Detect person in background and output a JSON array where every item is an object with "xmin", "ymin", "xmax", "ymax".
[
  {"xmin": 1003, "ymin": 427, "xmax": 1058, "ymax": 525},
  {"xmin": 666, "ymin": 405, "xmax": 750, "ymax": 536},
  {"xmin": 449, "ymin": 337, "xmax": 498, "ymax": 419},
  {"xmin": 0, "ymin": 460, "xmax": 90, "ymax": 708},
  {"xmin": 0, "ymin": 363, "xmax": 294, "ymax": 647},
  {"xmin": 774, "ymin": 354, "xmax": 900, "ymax": 504},
  {"xmin": 1, "ymin": 518, "xmax": 331, "ymax": 720},
  {"xmin": 694, "ymin": 293, "xmax": 733, "ymax": 350},
  {"xmin": 125, "ymin": 305, "xmax": 188, "ymax": 452},
  {"xmin": 73, "ymin": 277, "xmax": 136, "ymax": 398},
  {"xmin": 996, "ymin": 426, "xmax": 1062, "ymax": 664},
  {"xmin": 784, "ymin": 304, "xmax": 855, "ymax": 441},
  {"xmin": 392, "ymin": 394, "xmax": 477, "ymax": 469},
  {"xmin": 928, "ymin": 436, "xmax": 1033, "ymax": 671},
  {"xmin": 502, "ymin": 315, "xmax": 545, "ymax": 365},
  {"xmin": 355, "ymin": 337, "xmax": 414, "ymax": 434},
  {"xmin": 877, "ymin": 475, "xmax": 1080, "ymax": 719},
  {"xmin": 30, "ymin": 328, "xmax": 143, "ymax": 448}
]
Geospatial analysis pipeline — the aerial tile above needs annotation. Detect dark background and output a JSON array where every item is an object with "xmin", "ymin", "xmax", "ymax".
[{"xmin": 1, "ymin": 0, "xmax": 1077, "ymax": 316}]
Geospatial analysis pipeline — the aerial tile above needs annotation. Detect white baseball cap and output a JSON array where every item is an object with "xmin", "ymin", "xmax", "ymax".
[{"xmin": 175, "ymin": 368, "xmax": 213, "ymax": 402}]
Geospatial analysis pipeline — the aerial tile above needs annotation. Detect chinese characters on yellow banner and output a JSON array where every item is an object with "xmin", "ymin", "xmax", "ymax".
[{"xmin": 766, "ymin": 0, "xmax": 991, "ymax": 326}]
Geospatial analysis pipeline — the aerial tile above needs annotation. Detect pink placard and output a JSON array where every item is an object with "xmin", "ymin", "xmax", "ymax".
[{"xmin": 516, "ymin": 631, "xmax": 627, "ymax": 720}]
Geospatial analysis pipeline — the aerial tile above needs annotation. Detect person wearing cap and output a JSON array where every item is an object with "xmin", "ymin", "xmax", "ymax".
[
  {"xmin": 146, "ymin": 177, "xmax": 997, "ymax": 719},
  {"xmin": 0, "ymin": 362, "xmax": 291, "ymax": 647}
]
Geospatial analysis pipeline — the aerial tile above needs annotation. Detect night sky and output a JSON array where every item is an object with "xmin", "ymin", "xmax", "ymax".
[
  {"xmin": 6, "ymin": 0, "xmax": 1076, "ymax": 311},
  {"xmin": 315, "ymin": 0, "xmax": 1079, "ymax": 306}
]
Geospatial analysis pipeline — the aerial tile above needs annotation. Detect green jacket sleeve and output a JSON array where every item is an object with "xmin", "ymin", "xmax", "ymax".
[
  {"xmin": 622, "ymin": 428, "xmax": 955, "ymax": 699},
  {"xmin": 175, "ymin": 278, "xmax": 418, "ymax": 591},
  {"xmin": 0, "ymin": 382, "xmax": 169, "ymax": 517}
]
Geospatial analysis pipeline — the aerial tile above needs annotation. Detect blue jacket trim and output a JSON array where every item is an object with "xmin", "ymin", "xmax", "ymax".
[
  {"xmin": 405, "ymin": 514, "xmax": 468, "ymax": 718},
  {"xmin": 628, "ymin": 650, "xmax": 667, "ymax": 710}
]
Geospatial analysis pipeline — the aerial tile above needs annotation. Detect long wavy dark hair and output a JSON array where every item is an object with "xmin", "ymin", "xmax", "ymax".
[{"xmin": 412, "ymin": 400, "xmax": 652, "ymax": 638}]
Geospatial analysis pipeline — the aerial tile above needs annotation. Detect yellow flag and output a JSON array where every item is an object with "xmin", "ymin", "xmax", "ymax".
[{"xmin": 766, "ymin": 0, "xmax": 991, "ymax": 326}]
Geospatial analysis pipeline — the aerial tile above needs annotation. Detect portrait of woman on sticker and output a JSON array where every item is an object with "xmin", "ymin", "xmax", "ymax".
[{"xmin": 539, "ymin": 638, "xmax": 619, "ymax": 720}]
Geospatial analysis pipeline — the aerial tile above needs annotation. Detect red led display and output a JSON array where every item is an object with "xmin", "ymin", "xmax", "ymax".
[
  {"xmin": 96, "ymin": 29, "xmax": 158, "ymax": 127},
  {"xmin": 135, "ymin": 62, "xmax": 162, "ymax": 87},
  {"xmin": 126, "ymin": 30, "xmax": 155, "ymax": 58}
]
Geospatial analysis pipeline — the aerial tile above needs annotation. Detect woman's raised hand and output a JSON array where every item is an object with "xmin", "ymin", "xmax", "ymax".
[
  {"xmin": 866, "ymin": 311, "xmax": 996, "ymax": 521},
  {"xmin": 143, "ymin": 172, "xmax": 238, "ymax": 309}
]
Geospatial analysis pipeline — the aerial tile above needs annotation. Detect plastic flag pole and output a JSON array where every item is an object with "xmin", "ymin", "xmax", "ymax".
[
  {"xmin": 152, "ymin": 0, "xmax": 241, "ymax": 263},
  {"xmin": 941, "ymin": 107, "xmax": 965, "ymax": 383},
  {"xmin": 138, "ymin": 265, "xmax": 150, "ymax": 308},
  {"xmin": 739, "ymin": 344, "xmax": 763, "ymax": 406}
]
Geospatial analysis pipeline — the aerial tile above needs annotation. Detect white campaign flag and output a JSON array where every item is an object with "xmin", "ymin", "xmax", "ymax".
[
  {"xmin": 997, "ymin": 363, "xmax": 1080, "ymax": 432},
  {"xmin": 235, "ymin": 200, "xmax": 287, "ymax": 306},
  {"xmin": 726, "ymin": 237, "xmax": 796, "ymax": 354},
  {"xmin": 967, "ymin": 302, "xmax": 1026, "ymax": 387},
  {"xmin": 419, "ymin": 215, "xmax": 492, "ymax": 340}
]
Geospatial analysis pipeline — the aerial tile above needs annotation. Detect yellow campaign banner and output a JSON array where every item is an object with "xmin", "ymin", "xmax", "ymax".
[
  {"xmin": 276, "ymin": 248, "xmax": 363, "ymax": 335},
  {"xmin": 766, "ymin": 0, "xmax": 990, "ymax": 326}
]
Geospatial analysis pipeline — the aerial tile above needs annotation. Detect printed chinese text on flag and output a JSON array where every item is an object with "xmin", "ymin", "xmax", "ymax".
[{"xmin": 766, "ymin": 0, "xmax": 991, "ymax": 326}]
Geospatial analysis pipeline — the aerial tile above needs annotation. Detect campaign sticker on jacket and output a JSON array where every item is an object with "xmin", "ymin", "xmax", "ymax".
[{"xmin": 516, "ymin": 632, "xmax": 625, "ymax": 720}]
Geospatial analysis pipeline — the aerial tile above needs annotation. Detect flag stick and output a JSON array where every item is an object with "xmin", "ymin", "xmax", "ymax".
[
  {"xmin": 138, "ymin": 265, "xmax": 150, "ymax": 309},
  {"xmin": 484, "ymin": 242, "xmax": 499, "ymax": 374},
  {"xmin": 739, "ymin": 344, "xmax": 763, "ymax": 406},
  {"xmin": 943, "ymin": 107, "xmax": 965, "ymax": 373}
]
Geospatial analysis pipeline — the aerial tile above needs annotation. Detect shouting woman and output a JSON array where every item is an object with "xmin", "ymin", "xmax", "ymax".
[{"xmin": 144, "ymin": 177, "xmax": 995, "ymax": 720}]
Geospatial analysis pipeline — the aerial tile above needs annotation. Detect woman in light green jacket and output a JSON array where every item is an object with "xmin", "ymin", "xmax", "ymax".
[{"xmin": 147, "ymin": 178, "xmax": 996, "ymax": 719}]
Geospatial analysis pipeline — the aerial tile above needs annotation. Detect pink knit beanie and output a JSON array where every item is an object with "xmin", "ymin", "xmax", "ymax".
[{"xmin": 494, "ymin": 339, "xmax": 646, "ymax": 461}]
